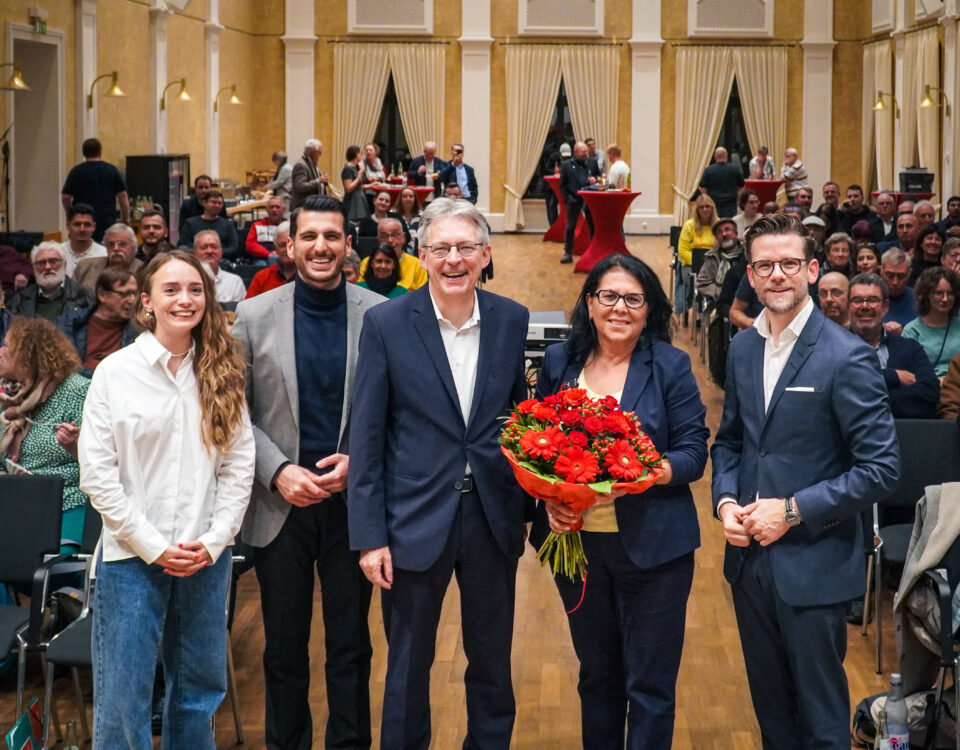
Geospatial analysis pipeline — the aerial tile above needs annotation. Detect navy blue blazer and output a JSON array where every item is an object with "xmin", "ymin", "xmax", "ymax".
[
  {"xmin": 406, "ymin": 156, "xmax": 448, "ymax": 197},
  {"xmin": 711, "ymin": 306, "xmax": 900, "ymax": 607},
  {"xmin": 438, "ymin": 162, "xmax": 478, "ymax": 204},
  {"xmin": 880, "ymin": 333, "xmax": 940, "ymax": 418},
  {"xmin": 529, "ymin": 339, "xmax": 709, "ymax": 569},
  {"xmin": 348, "ymin": 286, "xmax": 531, "ymax": 571}
]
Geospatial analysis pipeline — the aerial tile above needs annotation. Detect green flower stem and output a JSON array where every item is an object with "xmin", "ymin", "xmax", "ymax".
[{"xmin": 536, "ymin": 531, "xmax": 588, "ymax": 581}]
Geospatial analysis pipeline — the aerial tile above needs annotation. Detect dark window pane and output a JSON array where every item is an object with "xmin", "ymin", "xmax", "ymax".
[
  {"xmin": 715, "ymin": 79, "xmax": 750, "ymax": 178},
  {"xmin": 522, "ymin": 78, "xmax": 575, "ymax": 199},
  {"xmin": 374, "ymin": 74, "xmax": 410, "ymax": 175}
]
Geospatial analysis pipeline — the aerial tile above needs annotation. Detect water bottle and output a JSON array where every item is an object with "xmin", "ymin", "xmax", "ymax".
[
  {"xmin": 63, "ymin": 721, "xmax": 80, "ymax": 750},
  {"xmin": 883, "ymin": 673, "xmax": 909, "ymax": 749}
]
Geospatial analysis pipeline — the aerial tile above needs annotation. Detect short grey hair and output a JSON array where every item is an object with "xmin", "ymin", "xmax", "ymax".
[
  {"xmin": 31, "ymin": 241, "xmax": 66, "ymax": 263},
  {"xmin": 785, "ymin": 147, "xmax": 799, "ymax": 156},
  {"xmin": 104, "ymin": 223, "xmax": 137, "ymax": 246},
  {"xmin": 417, "ymin": 197, "xmax": 490, "ymax": 249},
  {"xmin": 824, "ymin": 232, "xmax": 853, "ymax": 253},
  {"xmin": 343, "ymin": 250, "xmax": 361, "ymax": 272},
  {"xmin": 881, "ymin": 248, "xmax": 909, "ymax": 267},
  {"xmin": 274, "ymin": 220, "xmax": 290, "ymax": 240},
  {"xmin": 305, "ymin": 138, "xmax": 322, "ymax": 152},
  {"xmin": 914, "ymin": 199, "xmax": 935, "ymax": 214},
  {"xmin": 849, "ymin": 272, "xmax": 889, "ymax": 302},
  {"xmin": 193, "ymin": 229, "xmax": 221, "ymax": 249}
]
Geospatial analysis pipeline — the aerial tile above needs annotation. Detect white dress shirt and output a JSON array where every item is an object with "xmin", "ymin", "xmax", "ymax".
[
  {"xmin": 214, "ymin": 267, "xmax": 247, "ymax": 303},
  {"xmin": 754, "ymin": 297, "xmax": 814, "ymax": 411},
  {"xmin": 606, "ymin": 160, "xmax": 631, "ymax": 190},
  {"xmin": 61, "ymin": 240, "xmax": 106, "ymax": 277},
  {"xmin": 79, "ymin": 332, "xmax": 255, "ymax": 564}
]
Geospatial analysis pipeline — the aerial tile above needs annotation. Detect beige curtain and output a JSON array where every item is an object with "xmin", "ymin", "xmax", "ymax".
[
  {"xmin": 861, "ymin": 42, "xmax": 878, "ymax": 191},
  {"xmin": 560, "ymin": 46, "xmax": 620, "ymax": 153},
  {"xmin": 389, "ymin": 44, "xmax": 445, "ymax": 161},
  {"xmin": 673, "ymin": 46, "xmax": 736, "ymax": 223},
  {"xmin": 902, "ymin": 31, "xmax": 922, "ymax": 169},
  {"xmin": 332, "ymin": 44, "xmax": 391, "ymax": 196},
  {"xmin": 732, "ymin": 47, "xmax": 787, "ymax": 181},
  {"xmin": 503, "ymin": 46, "xmax": 562, "ymax": 230},
  {"xmin": 872, "ymin": 40, "xmax": 895, "ymax": 190},
  {"xmin": 916, "ymin": 27, "xmax": 941, "ymax": 200}
]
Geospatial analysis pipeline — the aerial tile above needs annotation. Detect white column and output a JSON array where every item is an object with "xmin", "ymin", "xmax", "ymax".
[
  {"xmin": 282, "ymin": 0, "xmax": 317, "ymax": 158},
  {"xmin": 75, "ymin": 0, "xmax": 98, "ymax": 148},
  {"xmin": 149, "ymin": 3, "xmax": 170, "ymax": 152},
  {"xmin": 800, "ymin": 0, "xmax": 835, "ymax": 190},
  {"xmin": 459, "ymin": 0, "xmax": 492, "ymax": 214},
  {"xmin": 940, "ymin": 8, "xmax": 959, "ymax": 201},
  {"xmin": 205, "ymin": 19, "xmax": 223, "ymax": 177}
]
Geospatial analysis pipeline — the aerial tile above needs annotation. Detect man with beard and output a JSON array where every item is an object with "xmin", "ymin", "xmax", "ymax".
[
  {"xmin": 73, "ymin": 223, "xmax": 144, "ymax": 291},
  {"xmin": 938, "ymin": 196, "xmax": 960, "ymax": 238},
  {"xmin": 696, "ymin": 217, "xmax": 744, "ymax": 302},
  {"xmin": 848, "ymin": 273, "xmax": 940, "ymax": 418},
  {"xmin": 6, "ymin": 242, "xmax": 94, "ymax": 322},
  {"xmin": 839, "ymin": 185, "xmax": 884, "ymax": 242},
  {"xmin": 712, "ymin": 214, "xmax": 899, "ymax": 750},
  {"xmin": 878, "ymin": 212, "xmax": 920, "ymax": 255},
  {"xmin": 817, "ymin": 272, "xmax": 850, "ymax": 327},
  {"xmin": 795, "ymin": 187, "xmax": 814, "ymax": 213},
  {"xmin": 136, "ymin": 208, "xmax": 175, "ymax": 262},
  {"xmin": 559, "ymin": 141, "xmax": 601, "ymax": 263},
  {"xmin": 60, "ymin": 203, "xmax": 106, "ymax": 276},
  {"xmin": 59, "ymin": 266, "xmax": 138, "ymax": 377},
  {"xmin": 820, "ymin": 182, "xmax": 840, "ymax": 211},
  {"xmin": 233, "ymin": 194, "xmax": 382, "ymax": 750}
]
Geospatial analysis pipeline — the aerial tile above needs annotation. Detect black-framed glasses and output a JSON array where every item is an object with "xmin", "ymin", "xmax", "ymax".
[
  {"xmin": 849, "ymin": 296, "xmax": 884, "ymax": 307},
  {"xmin": 424, "ymin": 242, "xmax": 483, "ymax": 258},
  {"xmin": 106, "ymin": 290, "xmax": 138, "ymax": 300},
  {"xmin": 749, "ymin": 258, "xmax": 807, "ymax": 277},
  {"xmin": 591, "ymin": 289, "xmax": 646, "ymax": 309},
  {"xmin": 452, "ymin": 149, "xmax": 464, "ymax": 155}
]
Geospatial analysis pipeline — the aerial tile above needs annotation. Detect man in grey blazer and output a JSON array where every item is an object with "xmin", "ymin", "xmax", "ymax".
[{"xmin": 233, "ymin": 194, "xmax": 382, "ymax": 750}]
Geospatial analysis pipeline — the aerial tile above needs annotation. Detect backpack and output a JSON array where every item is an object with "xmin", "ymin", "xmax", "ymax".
[{"xmin": 851, "ymin": 688, "xmax": 956, "ymax": 749}]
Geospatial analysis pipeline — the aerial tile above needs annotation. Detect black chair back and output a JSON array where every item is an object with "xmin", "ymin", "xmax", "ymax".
[
  {"xmin": 881, "ymin": 420, "xmax": 960, "ymax": 526},
  {"xmin": 669, "ymin": 225, "xmax": 682, "ymax": 250},
  {"xmin": 937, "ymin": 528, "xmax": 960, "ymax": 594},
  {"xmin": 0, "ymin": 476, "xmax": 64, "ymax": 583},
  {"xmin": 691, "ymin": 247, "xmax": 708, "ymax": 274},
  {"xmin": 80, "ymin": 505, "xmax": 103, "ymax": 556},
  {"xmin": 356, "ymin": 236, "xmax": 378, "ymax": 260}
]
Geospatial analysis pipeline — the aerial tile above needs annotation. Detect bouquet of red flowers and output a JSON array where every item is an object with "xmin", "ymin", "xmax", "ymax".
[{"xmin": 499, "ymin": 387, "xmax": 663, "ymax": 580}]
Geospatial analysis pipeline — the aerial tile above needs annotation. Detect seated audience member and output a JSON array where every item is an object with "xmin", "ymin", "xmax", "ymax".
[
  {"xmin": 855, "ymin": 244, "xmax": 882, "ymax": 275},
  {"xmin": 939, "ymin": 351, "xmax": 960, "ymax": 418},
  {"xmin": 795, "ymin": 186, "xmax": 814, "ymax": 213},
  {"xmin": 245, "ymin": 196, "xmax": 286, "ymax": 263},
  {"xmin": 341, "ymin": 145, "xmax": 370, "ymax": 223},
  {"xmin": 874, "ymin": 191, "xmax": 898, "ymax": 240},
  {"xmin": 850, "ymin": 220, "xmax": 875, "ymax": 247},
  {"xmin": 358, "ymin": 218, "xmax": 427, "ymax": 291},
  {"xmin": 192, "ymin": 230, "xmax": 246, "ymax": 304},
  {"xmin": 818, "ymin": 271, "xmax": 850, "ymax": 327},
  {"xmin": 734, "ymin": 190, "xmax": 761, "ymax": 236},
  {"xmin": 761, "ymin": 201, "xmax": 780, "ymax": 217},
  {"xmin": 357, "ymin": 244, "xmax": 409, "ymax": 299},
  {"xmin": 898, "ymin": 197, "xmax": 918, "ymax": 217},
  {"xmin": 264, "ymin": 151, "xmax": 293, "ymax": 206},
  {"xmin": 821, "ymin": 232, "xmax": 854, "ymax": 277},
  {"xmin": 179, "ymin": 191, "xmax": 239, "ymax": 259},
  {"xmin": 678, "ymin": 194, "xmax": 716, "ymax": 267},
  {"xmin": 849, "ymin": 273, "xmax": 940, "ymax": 418},
  {"xmin": 178, "ymin": 174, "xmax": 228, "ymax": 238},
  {"xmin": 903, "ymin": 267, "xmax": 960, "ymax": 377},
  {"xmin": 444, "ymin": 183, "xmax": 463, "ymax": 199},
  {"xmin": 603, "ymin": 143, "xmax": 631, "ymax": 191},
  {"xmin": 136, "ymin": 208, "xmax": 174, "ymax": 263},
  {"xmin": 820, "ymin": 181, "xmax": 840, "ymax": 211},
  {"xmin": 880, "ymin": 248, "xmax": 917, "ymax": 333},
  {"xmin": 60, "ymin": 267, "xmax": 138, "ymax": 377},
  {"xmin": 815, "ymin": 202, "xmax": 841, "ymax": 239},
  {"xmin": 396, "ymin": 187, "xmax": 422, "ymax": 242},
  {"xmin": 801, "ymin": 215, "xmax": 826, "ymax": 252},
  {"xmin": 0, "ymin": 243, "xmax": 31, "ymax": 294},
  {"xmin": 7, "ymin": 242, "xmax": 95, "ymax": 323},
  {"xmin": 356, "ymin": 191, "xmax": 404, "ymax": 238},
  {"xmin": 438, "ymin": 142, "xmax": 478, "ymax": 204},
  {"xmin": 943, "ymin": 238, "xmax": 960, "ymax": 274},
  {"xmin": 696, "ymin": 218, "xmax": 743, "ymax": 302},
  {"xmin": 748, "ymin": 145, "xmax": 775, "ymax": 180},
  {"xmin": 0, "ymin": 289, "xmax": 10, "ymax": 343},
  {"xmin": 245, "ymin": 221, "xmax": 295, "ymax": 299},
  {"xmin": 728, "ymin": 271, "xmax": 763, "ymax": 331},
  {"xmin": 915, "ymin": 200, "xmax": 937, "ymax": 229},
  {"xmin": 74, "ymin": 223, "xmax": 143, "ymax": 291},
  {"xmin": 938, "ymin": 195, "xmax": 960, "ymax": 238},
  {"xmin": 878, "ymin": 211, "xmax": 920, "ymax": 255},
  {"xmin": 839, "ymin": 184, "xmax": 884, "ymax": 241},
  {"xmin": 911, "ymin": 224, "xmax": 945, "ymax": 283},
  {"xmin": 343, "ymin": 250, "xmax": 362, "ymax": 284},
  {"xmin": 61, "ymin": 203, "xmax": 106, "ymax": 276},
  {"xmin": 0, "ymin": 317, "xmax": 89, "ymax": 547}
]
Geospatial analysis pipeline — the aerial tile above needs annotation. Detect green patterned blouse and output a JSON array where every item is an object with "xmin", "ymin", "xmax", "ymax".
[{"xmin": 1, "ymin": 373, "xmax": 90, "ymax": 511}]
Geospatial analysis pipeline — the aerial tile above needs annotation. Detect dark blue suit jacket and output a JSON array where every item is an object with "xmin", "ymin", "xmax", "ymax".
[
  {"xmin": 880, "ymin": 333, "xmax": 940, "ymax": 418},
  {"xmin": 438, "ymin": 162, "xmax": 478, "ymax": 204},
  {"xmin": 712, "ymin": 306, "xmax": 900, "ymax": 606},
  {"xmin": 529, "ymin": 339, "xmax": 709, "ymax": 569},
  {"xmin": 406, "ymin": 156, "xmax": 448, "ymax": 197},
  {"xmin": 348, "ymin": 286, "xmax": 531, "ymax": 571}
]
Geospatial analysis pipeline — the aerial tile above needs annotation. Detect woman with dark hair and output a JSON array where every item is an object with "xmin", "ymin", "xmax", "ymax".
[
  {"xmin": 341, "ymin": 144, "xmax": 369, "ymax": 223},
  {"xmin": 734, "ymin": 189, "xmax": 761, "ymax": 236},
  {"xmin": 855, "ymin": 244, "xmax": 882, "ymax": 274},
  {"xmin": 911, "ymin": 224, "xmax": 946, "ymax": 283},
  {"xmin": 358, "ymin": 244, "xmax": 408, "ymax": 299},
  {"xmin": 529, "ymin": 253, "xmax": 709, "ymax": 750},
  {"xmin": 904, "ymin": 266, "xmax": 960, "ymax": 377},
  {"xmin": 79, "ymin": 250, "xmax": 254, "ymax": 748},
  {"xmin": 397, "ymin": 186, "xmax": 422, "ymax": 240},
  {"xmin": 0, "ymin": 317, "xmax": 89, "ymax": 546}
]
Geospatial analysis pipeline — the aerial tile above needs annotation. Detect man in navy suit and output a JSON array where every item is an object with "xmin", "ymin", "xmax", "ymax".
[
  {"xmin": 405, "ymin": 141, "xmax": 447, "ymax": 199},
  {"xmin": 712, "ymin": 214, "xmax": 900, "ymax": 750},
  {"xmin": 348, "ymin": 198, "xmax": 530, "ymax": 750},
  {"xmin": 438, "ymin": 142, "xmax": 478, "ymax": 204}
]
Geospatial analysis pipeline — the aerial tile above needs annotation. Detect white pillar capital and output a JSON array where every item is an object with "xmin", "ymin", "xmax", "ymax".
[
  {"xmin": 626, "ymin": 33, "xmax": 665, "ymax": 231},
  {"xmin": 150, "ymin": 4, "xmax": 169, "ymax": 152},
  {"xmin": 459, "ymin": 31, "xmax": 492, "ymax": 212},
  {"xmin": 75, "ymin": 0, "xmax": 99, "ymax": 147},
  {"xmin": 282, "ymin": 0, "xmax": 317, "ymax": 160},
  {"xmin": 800, "ymin": 0, "xmax": 835, "ymax": 193}
]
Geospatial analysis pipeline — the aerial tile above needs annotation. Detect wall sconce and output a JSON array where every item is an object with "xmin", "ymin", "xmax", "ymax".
[
  {"xmin": 160, "ymin": 79, "xmax": 191, "ymax": 111},
  {"xmin": 873, "ymin": 91, "xmax": 900, "ymax": 119},
  {"xmin": 920, "ymin": 84, "xmax": 951, "ymax": 116},
  {"xmin": 86, "ymin": 71, "xmax": 126, "ymax": 109},
  {"xmin": 0, "ymin": 61, "xmax": 30, "ymax": 91},
  {"xmin": 213, "ymin": 84, "xmax": 241, "ymax": 113}
]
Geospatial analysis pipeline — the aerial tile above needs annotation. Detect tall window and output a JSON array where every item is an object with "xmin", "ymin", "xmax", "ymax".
[
  {"xmin": 373, "ymin": 74, "xmax": 410, "ymax": 175},
  {"xmin": 523, "ymin": 78, "xmax": 575, "ymax": 199},
  {"xmin": 715, "ymin": 80, "xmax": 751, "ymax": 177}
]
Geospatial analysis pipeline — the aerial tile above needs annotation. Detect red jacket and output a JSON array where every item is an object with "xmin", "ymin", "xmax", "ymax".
[{"xmin": 245, "ymin": 264, "xmax": 294, "ymax": 298}]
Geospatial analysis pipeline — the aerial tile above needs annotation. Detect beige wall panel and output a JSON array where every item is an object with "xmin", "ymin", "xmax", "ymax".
[
  {"xmin": 659, "ymin": 42, "xmax": 675, "ymax": 214},
  {"xmin": 491, "ymin": 0, "xmax": 517, "ymax": 37},
  {"xmin": 314, "ymin": 38, "xmax": 335, "ymax": 177},
  {"xmin": 443, "ymin": 41, "xmax": 462, "ymax": 153},
  {"xmin": 166, "ymin": 12, "xmax": 207, "ymax": 174},
  {"xmin": 315, "ymin": 2, "xmax": 347, "ymax": 36},
  {"xmin": 489, "ymin": 43, "xmax": 507, "ymax": 214},
  {"xmin": 830, "ymin": 40, "xmax": 863, "ymax": 190},
  {"xmin": 786, "ymin": 45, "xmax": 804, "ymax": 154},
  {"xmin": 221, "ymin": 0, "xmax": 284, "ymax": 36}
]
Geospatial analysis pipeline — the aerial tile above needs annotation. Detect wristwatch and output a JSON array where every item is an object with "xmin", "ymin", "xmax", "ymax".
[{"xmin": 783, "ymin": 496, "xmax": 802, "ymax": 527}]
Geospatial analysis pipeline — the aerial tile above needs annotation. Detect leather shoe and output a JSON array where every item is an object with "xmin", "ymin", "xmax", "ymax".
[{"xmin": 560, "ymin": 252, "xmax": 573, "ymax": 264}]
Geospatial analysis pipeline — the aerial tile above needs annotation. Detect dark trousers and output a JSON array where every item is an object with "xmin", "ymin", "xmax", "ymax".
[
  {"xmin": 254, "ymin": 495, "xmax": 373, "ymax": 750},
  {"xmin": 731, "ymin": 546, "xmax": 850, "ymax": 750},
  {"xmin": 564, "ymin": 200, "xmax": 594, "ymax": 252},
  {"xmin": 380, "ymin": 489, "xmax": 518, "ymax": 750},
  {"xmin": 555, "ymin": 535, "xmax": 694, "ymax": 750},
  {"xmin": 545, "ymin": 189, "xmax": 558, "ymax": 226}
]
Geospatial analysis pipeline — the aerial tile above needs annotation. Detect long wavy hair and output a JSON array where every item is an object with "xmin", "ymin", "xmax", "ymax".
[
  {"xmin": 135, "ymin": 250, "xmax": 247, "ymax": 454},
  {"xmin": 3, "ymin": 317, "xmax": 80, "ymax": 384},
  {"xmin": 566, "ymin": 253, "xmax": 673, "ymax": 366}
]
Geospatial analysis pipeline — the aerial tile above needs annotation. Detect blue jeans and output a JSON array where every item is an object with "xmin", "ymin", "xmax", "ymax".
[{"xmin": 92, "ymin": 553, "xmax": 230, "ymax": 750}]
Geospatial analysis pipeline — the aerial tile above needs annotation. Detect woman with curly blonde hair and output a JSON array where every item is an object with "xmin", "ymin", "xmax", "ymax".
[
  {"xmin": 1, "ymin": 317, "xmax": 89, "ymax": 546},
  {"xmin": 79, "ymin": 249, "xmax": 254, "ymax": 748}
]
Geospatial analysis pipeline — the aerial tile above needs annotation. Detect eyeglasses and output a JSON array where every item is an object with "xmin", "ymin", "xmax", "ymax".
[
  {"xmin": 819, "ymin": 288, "xmax": 846, "ymax": 299},
  {"xmin": 932, "ymin": 290, "xmax": 956, "ymax": 298},
  {"xmin": 106, "ymin": 290, "xmax": 138, "ymax": 300},
  {"xmin": 380, "ymin": 231, "xmax": 404, "ymax": 240},
  {"xmin": 33, "ymin": 258, "xmax": 62, "ymax": 268},
  {"xmin": 424, "ymin": 242, "xmax": 483, "ymax": 258},
  {"xmin": 850, "ymin": 296, "xmax": 884, "ymax": 307},
  {"xmin": 749, "ymin": 258, "xmax": 807, "ymax": 277},
  {"xmin": 591, "ymin": 290, "xmax": 647, "ymax": 309},
  {"xmin": 452, "ymin": 149, "xmax": 463, "ymax": 155}
]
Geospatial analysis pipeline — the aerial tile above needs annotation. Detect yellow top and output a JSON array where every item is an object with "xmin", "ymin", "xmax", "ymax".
[
  {"xmin": 579, "ymin": 373, "xmax": 621, "ymax": 533},
  {"xmin": 677, "ymin": 218, "xmax": 714, "ymax": 266},
  {"xmin": 359, "ymin": 252, "xmax": 428, "ymax": 290}
]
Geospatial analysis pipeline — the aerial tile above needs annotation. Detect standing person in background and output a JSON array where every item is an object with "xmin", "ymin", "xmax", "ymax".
[
  {"xmin": 61, "ymin": 138, "xmax": 130, "ymax": 243},
  {"xmin": 698, "ymin": 147, "xmax": 744, "ymax": 219},
  {"xmin": 544, "ymin": 143, "xmax": 572, "ymax": 227},
  {"xmin": 605, "ymin": 144, "xmax": 631, "ymax": 190},
  {"xmin": 264, "ymin": 151, "xmax": 293, "ymax": 206},
  {"xmin": 779, "ymin": 148, "xmax": 808, "ymax": 202},
  {"xmin": 79, "ymin": 250, "xmax": 254, "ymax": 748},
  {"xmin": 559, "ymin": 141, "xmax": 601, "ymax": 264},
  {"xmin": 291, "ymin": 139, "xmax": 328, "ymax": 211},
  {"xmin": 341, "ymin": 145, "xmax": 370, "ymax": 223},
  {"xmin": 438, "ymin": 143, "xmax": 478, "ymax": 204}
]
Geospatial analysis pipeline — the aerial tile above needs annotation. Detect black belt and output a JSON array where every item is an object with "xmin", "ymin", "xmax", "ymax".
[{"xmin": 454, "ymin": 476, "xmax": 475, "ymax": 493}]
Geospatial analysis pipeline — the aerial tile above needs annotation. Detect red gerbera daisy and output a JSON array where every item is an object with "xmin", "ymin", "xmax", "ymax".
[
  {"xmin": 604, "ymin": 439, "xmax": 646, "ymax": 481},
  {"xmin": 520, "ymin": 426, "xmax": 567, "ymax": 460},
  {"xmin": 555, "ymin": 448, "xmax": 600, "ymax": 483}
]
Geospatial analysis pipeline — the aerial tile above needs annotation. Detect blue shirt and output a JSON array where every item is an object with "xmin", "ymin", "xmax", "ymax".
[{"xmin": 885, "ymin": 287, "xmax": 918, "ymax": 328}]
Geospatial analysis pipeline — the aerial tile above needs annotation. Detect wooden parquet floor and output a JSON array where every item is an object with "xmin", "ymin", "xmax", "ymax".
[{"xmin": 1, "ymin": 234, "xmax": 898, "ymax": 748}]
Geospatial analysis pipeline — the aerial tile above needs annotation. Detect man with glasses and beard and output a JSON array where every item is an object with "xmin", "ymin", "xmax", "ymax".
[
  {"xmin": 6, "ymin": 242, "xmax": 94, "ymax": 323},
  {"xmin": 712, "ymin": 214, "xmax": 899, "ymax": 750},
  {"xmin": 73, "ymin": 223, "xmax": 144, "ymax": 291}
]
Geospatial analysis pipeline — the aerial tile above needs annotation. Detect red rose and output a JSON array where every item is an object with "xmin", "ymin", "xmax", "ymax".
[
  {"xmin": 602, "ymin": 395, "xmax": 620, "ymax": 410},
  {"xmin": 555, "ymin": 448, "xmax": 600, "ymax": 483},
  {"xmin": 559, "ymin": 388, "xmax": 588, "ymax": 406},
  {"xmin": 560, "ymin": 410, "xmax": 582, "ymax": 427},
  {"xmin": 531, "ymin": 403, "xmax": 558, "ymax": 422},
  {"xmin": 520, "ymin": 426, "xmax": 567, "ymax": 460},
  {"xmin": 583, "ymin": 416, "xmax": 604, "ymax": 434},
  {"xmin": 568, "ymin": 431, "xmax": 588, "ymax": 448},
  {"xmin": 602, "ymin": 413, "xmax": 630, "ymax": 435},
  {"xmin": 516, "ymin": 399, "xmax": 538, "ymax": 415},
  {"xmin": 544, "ymin": 394, "xmax": 561, "ymax": 407}
]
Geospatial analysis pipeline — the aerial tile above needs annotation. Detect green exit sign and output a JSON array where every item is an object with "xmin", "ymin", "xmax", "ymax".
[{"xmin": 34, "ymin": 19, "xmax": 46, "ymax": 34}]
